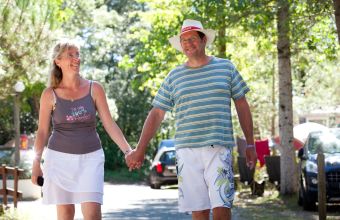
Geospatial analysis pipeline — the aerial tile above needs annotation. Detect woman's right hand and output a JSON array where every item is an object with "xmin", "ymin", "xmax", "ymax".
[{"xmin": 31, "ymin": 159, "xmax": 43, "ymax": 185}]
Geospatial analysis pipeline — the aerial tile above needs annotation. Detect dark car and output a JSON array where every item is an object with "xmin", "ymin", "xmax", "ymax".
[
  {"xmin": 298, "ymin": 128, "xmax": 340, "ymax": 210},
  {"xmin": 149, "ymin": 139, "xmax": 177, "ymax": 189}
]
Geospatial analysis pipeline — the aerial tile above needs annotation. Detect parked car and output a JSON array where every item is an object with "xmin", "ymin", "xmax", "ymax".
[
  {"xmin": 149, "ymin": 139, "xmax": 177, "ymax": 189},
  {"xmin": 0, "ymin": 147, "xmax": 15, "ymax": 164},
  {"xmin": 297, "ymin": 128, "xmax": 340, "ymax": 210}
]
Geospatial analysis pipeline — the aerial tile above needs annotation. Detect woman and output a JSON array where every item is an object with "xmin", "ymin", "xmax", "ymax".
[{"xmin": 31, "ymin": 39, "xmax": 132, "ymax": 220}]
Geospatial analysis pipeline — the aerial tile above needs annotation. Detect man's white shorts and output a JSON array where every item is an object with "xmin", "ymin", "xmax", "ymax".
[{"xmin": 176, "ymin": 145, "xmax": 234, "ymax": 212}]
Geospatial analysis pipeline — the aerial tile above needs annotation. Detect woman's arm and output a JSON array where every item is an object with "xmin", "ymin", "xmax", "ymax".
[
  {"xmin": 31, "ymin": 88, "xmax": 54, "ymax": 185},
  {"xmin": 92, "ymin": 81, "xmax": 131, "ymax": 154}
]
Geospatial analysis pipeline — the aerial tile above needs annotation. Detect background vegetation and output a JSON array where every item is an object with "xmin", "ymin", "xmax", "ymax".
[{"xmin": 0, "ymin": 0, "xmax": 339, "ymax": 184}]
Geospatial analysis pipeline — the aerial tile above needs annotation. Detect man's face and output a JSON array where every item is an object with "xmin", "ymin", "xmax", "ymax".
[{"xmin": 180, "ymin": 31, "xmax": 206, "ymax": 58}]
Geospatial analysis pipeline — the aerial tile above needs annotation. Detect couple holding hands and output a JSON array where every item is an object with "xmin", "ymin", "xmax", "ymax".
[{"xmin": 32, "ymin": 19, "xmax": 256, "ymax": 220}]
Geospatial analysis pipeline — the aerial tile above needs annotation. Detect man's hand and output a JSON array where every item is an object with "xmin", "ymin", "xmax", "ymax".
[
  {"xmin": 125, "ymin": 149, "xmax": 144, "ymax": 171},
  {"xmin": 245, "ymin": 147, "xmax": 257, "ymax": 170}
]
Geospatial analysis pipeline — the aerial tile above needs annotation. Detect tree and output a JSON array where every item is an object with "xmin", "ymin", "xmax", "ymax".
[
  {"xmin": 334, "ymin": 0, "xmax": 340, "ymax": 43},
  {"xmin": 50, "ymin": 0, "xmax": 337, "ymax": 174},
  {"xmin": 276, "ymin": 0, "xmax": 297, "ymax": 194},
  {"xmin": 131, "ymin": 0, "xmax": 338, "ymax": 194},
  {"xmin": 0, "ymin": 98, "xmax": 14, "ymax": 144},
  {"xmin": 59, "ymin": 0, "xmax": 159, "ymax": 170},
  {"xmin": 0, "ymin": 0, "xmax": 63, "ymax": 145},
  {"xmin": 0, "ymin": 0, "xmax": 64, "ymax": 98},
  {"xmin": 187, "ymin": 0, "xmax": 278, "ymax": 138}
]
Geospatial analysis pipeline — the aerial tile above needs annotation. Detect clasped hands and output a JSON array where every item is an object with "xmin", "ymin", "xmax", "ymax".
[{"xmin": 125, "ymin": 148, "xmax": 144, "ymax": 171}]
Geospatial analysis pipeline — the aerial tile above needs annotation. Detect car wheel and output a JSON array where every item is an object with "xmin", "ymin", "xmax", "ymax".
[
  {"xmin": 302, "ymin": 187, "xmax": 316, "ymax": 211},
  {"xmin": 298, "ymin": 177, "xmax": 303, "ymax": 206},
  {"xmin": 150, "ymin": 183, "xmax": 161, "ymax": 189},
  {"xmin": 298, "ymin": 186, "xmax": 303, "ymax": 206},
  {"xmin": 149, "ymin": 174, "xmax": 161, "ymax": 189}
]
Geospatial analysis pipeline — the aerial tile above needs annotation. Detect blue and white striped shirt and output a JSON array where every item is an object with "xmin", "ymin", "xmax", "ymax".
[{"xmin": 152, "ymin": 57, "xmax": 250, "ymax": 149}]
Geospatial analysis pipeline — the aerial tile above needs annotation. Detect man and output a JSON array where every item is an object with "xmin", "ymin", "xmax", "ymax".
[{"xmin": 127, "ymin": 19, "xmax": 257, "ymax": 220}]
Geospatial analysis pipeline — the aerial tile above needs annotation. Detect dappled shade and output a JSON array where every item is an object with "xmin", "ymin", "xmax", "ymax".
[
  {"xmin": 237, "ymin": 156, "xmax": 255, "ymax": 184},
  {"xmin": 264, "ymin": 155, "xmax": 281, "ymax": 186}
]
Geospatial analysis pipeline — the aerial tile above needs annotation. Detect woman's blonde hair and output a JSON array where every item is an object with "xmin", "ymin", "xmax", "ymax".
[{"xmin": 48, "ymin": 39, "xmax": 80, "ymax": 88}]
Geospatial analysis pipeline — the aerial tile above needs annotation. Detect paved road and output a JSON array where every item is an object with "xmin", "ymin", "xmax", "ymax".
[
  {"xmin": 101, "ymin": 184, "xmax": 191, "ymax": 220},
  {"xmin": 18, "ymin": 183, "xmax": 193, "ymax": 220}
]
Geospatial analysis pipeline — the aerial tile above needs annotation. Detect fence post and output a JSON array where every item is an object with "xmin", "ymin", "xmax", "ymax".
[
  {"xmin": 317, "ymin": 152, "xmax": 326, "ymax": 220},
  {"xmin": 0, "ymin": 165, "xmax": 23, "ymax": 208},
  {"xmin": 14, "ymin": 167, "xmax": 19, "ymax": 208},
  {"xmin": 1, "ymin": 165, "xmax": 7, "ymax": 206}
]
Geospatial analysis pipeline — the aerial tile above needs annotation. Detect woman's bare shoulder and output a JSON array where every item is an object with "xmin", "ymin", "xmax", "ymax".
[{"xmin": 40, "ymin": 87, "xmax": 55, "ymax": 104}]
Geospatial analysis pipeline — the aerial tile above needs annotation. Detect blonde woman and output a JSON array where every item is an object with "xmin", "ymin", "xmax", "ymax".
[{"xmin": 31, "ymin": 39, "xmax": 132, "ymax": 220}]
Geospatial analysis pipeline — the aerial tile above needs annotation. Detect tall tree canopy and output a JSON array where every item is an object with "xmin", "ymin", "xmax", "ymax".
[
  {"xmin": 0, "ymin": 0, "xmax": 338, "ymax": 175},
  {"xmin": 0, "ymin": 0, "xmax": 66, "ymax": 98},
  {"xmin": 124, "ymin": 0, "xmax": 339, "ymax": 193}
]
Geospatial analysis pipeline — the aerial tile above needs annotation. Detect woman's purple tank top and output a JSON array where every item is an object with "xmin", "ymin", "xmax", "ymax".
[{"xmin": 47, "ymin": 81, "xmax": 102, "ymax": 154}]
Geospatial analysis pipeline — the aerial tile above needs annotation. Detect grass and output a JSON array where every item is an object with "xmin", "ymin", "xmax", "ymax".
[
  {"xmin": 104, "ymin": 167, "xmax": 147, "ymax": 184},
  {"xmin": 0, "ymin": 206, "xmax": 28, "ymax": 220},
  {"xmin": 233, "ymin": 183, "xmax": 340, "ymax": 220}
]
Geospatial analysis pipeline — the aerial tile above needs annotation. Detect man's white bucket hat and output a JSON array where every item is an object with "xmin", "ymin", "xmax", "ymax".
[{"xmin": 168, "ymin": 19, "xmax": 216, "ymax": 52}]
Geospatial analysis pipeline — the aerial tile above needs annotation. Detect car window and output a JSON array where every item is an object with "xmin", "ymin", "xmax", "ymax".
[
  {"xmin": 308, "ymin": 131, "xmax": 340, "ymax": 154},
  {"xmin": 308, "ymin": 137, "xmax": 320, "ymax": 154},
  {"xmin": 160, "ymin": 150, "xmax": 176, "ymax": 165}
]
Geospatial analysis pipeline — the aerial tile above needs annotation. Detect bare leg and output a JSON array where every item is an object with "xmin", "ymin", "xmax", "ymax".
[
  {"xmin": 212, "ymin": 207, "xmax": 231, "ymax": 220},
  {"xmin": 81, "ymin": 202, "xmax": 101, "ymax": 220},
  {"xmin": 57, "ymin": 204, "xmax": 75, "ymax": 220},
  {"xmin": 192, "ymin": 209, "xmax": 210, "ymax": 220}
]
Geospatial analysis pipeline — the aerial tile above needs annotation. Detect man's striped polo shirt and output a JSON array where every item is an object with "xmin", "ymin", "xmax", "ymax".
[{"xmin": 152, "ymin": 56, "xmax": 250, "ymax": 149}]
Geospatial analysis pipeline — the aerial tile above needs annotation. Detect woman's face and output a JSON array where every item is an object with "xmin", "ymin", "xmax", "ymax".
[{"xmin": 55, "ymin": 47, "xmax": 80, "ymax": 75}]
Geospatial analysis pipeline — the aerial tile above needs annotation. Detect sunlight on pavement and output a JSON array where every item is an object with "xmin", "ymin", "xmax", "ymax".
[{"xmin": 16, "ymin": 183, "xmax": 189, "ymax": 220}]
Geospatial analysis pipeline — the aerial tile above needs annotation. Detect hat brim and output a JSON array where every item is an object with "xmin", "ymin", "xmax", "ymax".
[{"xmin": 168, "ymin": 29, "xmax": 216, "ymax": 52}]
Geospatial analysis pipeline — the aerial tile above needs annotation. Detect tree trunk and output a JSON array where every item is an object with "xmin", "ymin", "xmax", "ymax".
[
  {"xmin": 276, "ymin": 0, "xmax": 298, "ymax": 194},
  {"xmin": 216, "ymin": 0, "xmax": 227, "ymax": 58},
  {"xmin": 271, "ymin": 57, "xmax": 276, "ymax": 137},
  {"xmin": 334, "ymin": 0, "xmax": 340, "ymax": 44},
  {"xmin": 217, "ymin": 28, "xmax": 227, "ymax": 58}
]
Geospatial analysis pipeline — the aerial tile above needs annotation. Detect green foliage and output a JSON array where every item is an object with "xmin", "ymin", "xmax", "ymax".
[
  {"xmin": 104, "ymin": 168, "xmax": 145, "ymax": 183},
  {"xmin": 1, "ymin": 0, "xmax": 338, "ymax": 173},
  {"xmin": 71, "ymin": 0, "xmax": 177, "ymax": 170},
  {"xmin": 290, "ymin": 0, "xmax": 337, "ymax": 61},
  {"xmin": 132, "ymin": 0, "xmax": 188, "ymax": 92},
  {"xmin": 0, "ymin": 0, "xmax": 75, "ymax": 140},
  {"xmin": 0, "ymin": 81, "xmax": 45, "ymax": 144},
  {"xmin": 0, "ymin": 0, "xmax": 66, "ymax": 98},
  {"xmin": 19, "ymin": 81, "xmax": 46, "ymax": 134},
  {"xmin": 0, "ymin": 98, "xmax": 14, "ymax": 144},
  {"xmin": 293, "ymin": 53, "xmax": 340, "ymax": 114},
  {"xmin": 0, "ymin": 206, "xmax": 26, "ymax": 220},
  {"xmin": 96, "ymin": 120, "xmax": 126, "ymax": 169}
]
